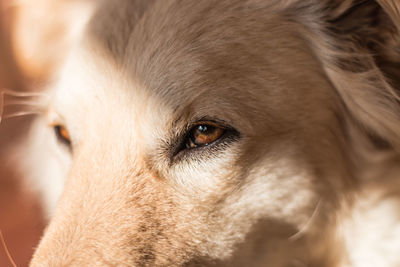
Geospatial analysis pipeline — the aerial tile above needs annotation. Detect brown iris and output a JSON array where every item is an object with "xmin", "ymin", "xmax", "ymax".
[
  {"xmin": 54, "ymin": 125, "xmax": 71, "ymax": 145},
  {"xmin": 186, "ymin": 123, "xmax": 225, "ymax": 149}
]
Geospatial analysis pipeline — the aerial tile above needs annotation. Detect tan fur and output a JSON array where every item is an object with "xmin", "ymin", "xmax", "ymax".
[{"xmin": 11, "ymin": 0, "xmax": 400, "ymax": 266}]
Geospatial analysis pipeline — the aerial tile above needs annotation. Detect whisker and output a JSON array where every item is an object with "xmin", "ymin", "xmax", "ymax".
[
  {"xmin": 0, "ymin": 88, "xmax": 49, "ymax": 125},
  {"xmin": 1, "ymin": 111, "xmax": 43, "ymax": 123},
  {"xmin": 0, "ymin": 230, "xmax": 17, "ymax": 267},
  {"xmin": 1, "ymin": 89, "xmax": 49, "ymax": 99},
  {"xmin": 4, "ymin": 100, "xmax": 47, "ymax": 107},
  {"xmin": 289, "ymin": 199, "xmax": 322, "ymax": 241}
]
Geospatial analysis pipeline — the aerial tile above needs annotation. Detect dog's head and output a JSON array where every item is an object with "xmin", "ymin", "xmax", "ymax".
[{"xmin": 19, "ymin": 0, "xmax": 400, "ymax": 266}]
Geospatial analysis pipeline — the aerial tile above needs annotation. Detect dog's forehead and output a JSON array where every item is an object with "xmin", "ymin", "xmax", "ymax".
[
  {"xmin": 80, "ymin": 0, "xmax": 299, "ymax": 109},
  {"xmin": 56, "ymin": 0, "xmax": 333, "ymax": 137},
  {"xmin": 84, "ymin": 0, "xmax": 249, "ymax": 101}
]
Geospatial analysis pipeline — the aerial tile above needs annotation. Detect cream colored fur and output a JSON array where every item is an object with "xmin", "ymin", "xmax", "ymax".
[{"xmin": 11, "ymin": 0, "xmax": 400, "ymax": 266}]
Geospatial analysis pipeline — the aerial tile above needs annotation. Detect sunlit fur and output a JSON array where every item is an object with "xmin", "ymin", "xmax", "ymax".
[{"xmin": 11, "ymin": 0, "xmax": 400, "ymax": 266}]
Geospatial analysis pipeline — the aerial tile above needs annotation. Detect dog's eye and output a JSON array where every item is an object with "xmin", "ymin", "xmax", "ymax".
[
  {"xmin": 54, "ymin": 125, "xmax": 71, "ymax": 146},
  {"xmin": 185, "ymin": 123, "xmax": 225, "ymax": 149},
  {"xmin": 173, "ymin": 120, "xmax": 239, "ymax": 159}
]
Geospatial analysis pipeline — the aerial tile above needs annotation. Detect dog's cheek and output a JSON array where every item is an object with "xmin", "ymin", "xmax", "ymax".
[
  {"xmin": 162, "ymin": 148, "xmax": 319, "ymax": 262},
  {"xmin": 219, "ymin": 159, "xmax": 317, "ymax": 251}
]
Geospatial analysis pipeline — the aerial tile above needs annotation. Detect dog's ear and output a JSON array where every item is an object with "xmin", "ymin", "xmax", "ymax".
[
  {"xmin": 300, "ymin": 0, "xmax": 400, "ymax": 150},
  {"xmin": 11, "ymin": 0, "xmax": 95, "ymax": 82}
]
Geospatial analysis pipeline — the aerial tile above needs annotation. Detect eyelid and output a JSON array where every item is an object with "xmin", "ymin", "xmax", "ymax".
[{"xmin": 186, "ymin": 118, "xmax": 231, "ymax": 132}]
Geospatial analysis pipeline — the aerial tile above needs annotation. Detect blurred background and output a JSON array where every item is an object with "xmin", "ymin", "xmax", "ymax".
[
  {"xmin": 0, "ymin": 0, "xmax": 45, "ymax": 266},
  {"xmin": 0, "ymin": 0, "xmax": 94, "ymax": 264}
]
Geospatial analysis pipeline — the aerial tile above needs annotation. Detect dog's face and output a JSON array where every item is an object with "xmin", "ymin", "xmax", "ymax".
[{"xmin": 26, "ymin": 0, "xmax": 400, "ymax": 266}]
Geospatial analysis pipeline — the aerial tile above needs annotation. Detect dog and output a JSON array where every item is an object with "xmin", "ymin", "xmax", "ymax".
[{"xmin": 9, "ymin": 0, "xmax": 400, "ymax": 266}]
